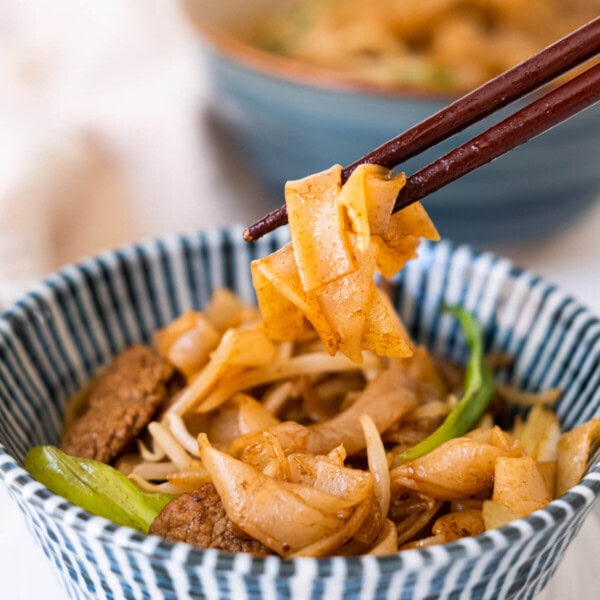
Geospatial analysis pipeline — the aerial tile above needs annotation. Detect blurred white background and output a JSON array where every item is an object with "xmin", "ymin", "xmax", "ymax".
[
  {"xmin": 0, "ymin": 0, "xmax": 270, "ymax": 307},
  {"xmin": 0, "ymin": 1, "xmax": 598, "ymax": 599}
]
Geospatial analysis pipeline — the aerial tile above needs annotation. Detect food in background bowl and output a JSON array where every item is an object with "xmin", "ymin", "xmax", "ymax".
[{"xmin": 248, "ymin": 0, "xmax": 598, "ymax": 91}]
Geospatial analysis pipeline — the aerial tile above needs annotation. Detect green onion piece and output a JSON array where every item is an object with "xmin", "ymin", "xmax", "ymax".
[
  {"xmin": 399, "ymin": 305, "xmax": 496, "ymax": 461},
  {"xmin": 24, "ymin": 446, "xmax": 175, "ymax": 533}
]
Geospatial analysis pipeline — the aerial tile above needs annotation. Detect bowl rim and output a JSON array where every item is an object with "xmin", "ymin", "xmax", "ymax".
[
  {"xmin": 181, "ymin": 0, "xmax": 461, "ymax": 101},
  {"xmin": 0, "ymin": 229, "xmax": 599, "ymax": 577}
]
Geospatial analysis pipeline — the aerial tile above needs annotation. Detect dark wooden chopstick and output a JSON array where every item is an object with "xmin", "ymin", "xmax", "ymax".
[
  {"xmin": 394, "ymin": 61, "xmax": 600, "ymax": 213},
  {"xmin": 243, "ymin": 17, "xmax": 600, "ymax": 242}
]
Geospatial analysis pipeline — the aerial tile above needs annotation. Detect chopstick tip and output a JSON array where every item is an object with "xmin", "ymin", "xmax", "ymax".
[{"xmin": 242, "ymin": 227, "xmax": 255, "ymax": 242}]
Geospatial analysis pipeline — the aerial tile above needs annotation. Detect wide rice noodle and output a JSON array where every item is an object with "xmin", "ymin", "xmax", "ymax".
[{"xmin": 556, "ymin": 418, "xmax": 600, "ymax": 497}]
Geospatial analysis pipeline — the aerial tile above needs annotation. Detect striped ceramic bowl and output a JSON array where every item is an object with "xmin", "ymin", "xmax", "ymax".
[{"xmin": 0, "ymin": 226, "xmax": 598, "ymax": 600}]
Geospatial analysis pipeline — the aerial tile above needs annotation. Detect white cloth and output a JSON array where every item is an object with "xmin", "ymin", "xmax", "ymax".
[{"xmin": 0, "ymin": 0, "xmax": 272, "ymax": 308}]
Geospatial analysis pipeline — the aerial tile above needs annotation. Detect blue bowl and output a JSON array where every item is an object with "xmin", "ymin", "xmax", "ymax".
[
  {"xmin": 183, "ymin": 0, "xmax": 600, "ymax": 245},
  {"xmin": 0, "ymin": 226, "xmax": 599, "ymax": 599}
]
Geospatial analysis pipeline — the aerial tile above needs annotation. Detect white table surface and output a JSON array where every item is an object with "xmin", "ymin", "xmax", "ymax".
[{"xmin": 1, "ymin": 2, "xmax": 599, "ymax": 598}]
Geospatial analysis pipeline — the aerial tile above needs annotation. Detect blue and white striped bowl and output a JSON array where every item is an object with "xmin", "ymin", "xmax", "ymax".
[{"xmin": 0, "ymin": 226, "xmax": 598, "ymax": 600}]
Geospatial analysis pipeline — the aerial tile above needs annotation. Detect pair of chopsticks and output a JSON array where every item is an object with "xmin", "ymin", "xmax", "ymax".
[{"xmin": 243, "ymin": 17, "xmax": 600, "ymax": 242}]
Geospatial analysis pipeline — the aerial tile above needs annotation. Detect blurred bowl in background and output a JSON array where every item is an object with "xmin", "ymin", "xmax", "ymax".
[{"xmin": 183, "ymin": 0, "xmax": 600, "ymax": 246}]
